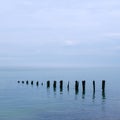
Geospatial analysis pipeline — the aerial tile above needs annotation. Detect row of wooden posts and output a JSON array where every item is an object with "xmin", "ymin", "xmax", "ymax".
[{"xmin": 18, "ymin": 80, "xmax": 106, "ymax": 93}]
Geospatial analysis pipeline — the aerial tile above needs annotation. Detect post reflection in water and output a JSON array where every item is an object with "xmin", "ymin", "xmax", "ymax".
[
  {"xmin": 60, "ymin": 87, "xmax": 63, "ymax": 94},
  {"xmin": 53, "ymin": 87, "xmax": 56, "ymax": 92},
  {"xmin": 102, "ymin": 91, "xmax": 106, "ymax": 99},
  {"xmin": 101, "ymin": 91, "xmax": 106, "ymax": 113},
  {"xmin": 53, "ymin": 87, "xmax": 57, "ymax": 97},
  {"xmin": 75, "ymin": 88, "xmax": 79, "ymax": 95},
  {"xmin": 74, "ymin": 87, "xmax": 79, "ymax": 100},
  {"xmin": 82, "ymin": 91, "xmax": 85, "ymax": 99},
  {"xmin": 47, "ymin": 86, "xmax": 50, "ymax": 97},
  {"xmin": 92, "ymin": 92, "xmax": 95, "ymax": 100}
]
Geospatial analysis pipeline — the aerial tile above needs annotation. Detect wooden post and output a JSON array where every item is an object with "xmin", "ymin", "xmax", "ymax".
[
  {"xmin": 75, "ymin": 81, "xmax": 79, "ymax": 94},
  {"xmin": 67, "ymin": 81, "xmax": 69, "ymax": 91},
  {"xmin": 18, "ymin": 80, "xmax": 20, "ymax": 83},
  {"xmin": 102, "ymin": 80, "xmax": 105, "ymax": 92},
  {"xmin": 53, "ymin": 81, "xmax": 57, "ymax": 88},
  {"xmin": 82, "ymin": 80, "xmax": 86, "ymax": 94},
  {"xmin": 36, "ymin": 81, "xmax": 39, "ymax": 86},
  {"xmin": 60, "ymin": 80, "xmax": 63, "ymax": 92},
  {"xmin": 47, "ymin": 81, "xmax": 50, "ymax": 88},
  {"xmin": 26, "ymin": 80, "xmax": 29, "ymax": 85},
  {"xmin": 31, "ymin": 81, "xmax": 33, "ymax": 85},
  {"xmin": 22, "ymin": 81, "xmax": 24, "ymax": 84},
  {"xmin": 93, "ymin": 80, "xmax": 95, "ymax": 93},
  {"xmin": 53, "ymin": 81, "xmax": 57, "ymax": 92}
]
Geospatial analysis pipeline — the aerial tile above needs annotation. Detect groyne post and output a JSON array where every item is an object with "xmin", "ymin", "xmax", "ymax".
[
  {"xmin": 47, "ymin": 80, "xmax": 50, "ymax": 88},
  {"xmin": 75, "ymin": 81, "xmax": 79, "ymax": 94},
  {"xmin": 82, "ymin": 80, "xmax": 86, "ymax": 94},
  {"xmin": 17, "ymin": 81, "xmax": 20, "ymax": 83},
  {"xmin": 102, "ymin": 80, "xmax": 105, "ymax": 92},
  {"xmin": 22, "ymin": 81, "xmax": 24, "ymax": 84},
  {"xmin": 67, "ymin": 81, "xmax": 69, "ymax": 91},
  {"xmin": 60, "ymin": 80, "xmax": 63, "ymax": 91},
  {"xmin": 53, "ymin": 81, "xmax": 57, "ymax": 91},
  {"xmin": 93, "ymin": 80, "xmax": 95, "ymax": 93},
  {"xmin": 53, "ymin": 81, "xmax": 57, "ymax": 88},
  {"xmin": 26, "ymin": 80, "xmax": 29, "ymax": 85},
  {"xmin": 36, "ymin": 81, "xmax": 39, "ymax": 86},
  {"xmin": 31, "ymin": 81, "xmax": 33, "ymax": 85}
]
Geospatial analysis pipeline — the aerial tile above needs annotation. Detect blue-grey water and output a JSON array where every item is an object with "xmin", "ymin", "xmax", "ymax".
[{"xmin": 0, "ymin": 67, "xmax": 120, "ymax": 120}]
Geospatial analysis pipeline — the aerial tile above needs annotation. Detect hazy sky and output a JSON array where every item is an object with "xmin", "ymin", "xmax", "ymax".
[{"xmin": 0, "ymin": 0, "xmax": 120, "ymax": 67}]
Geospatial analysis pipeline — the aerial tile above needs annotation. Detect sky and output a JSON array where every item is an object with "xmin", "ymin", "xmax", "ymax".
[{"xmin": 0, "ymin": 0, "xmax": 120, "ymax": 68}]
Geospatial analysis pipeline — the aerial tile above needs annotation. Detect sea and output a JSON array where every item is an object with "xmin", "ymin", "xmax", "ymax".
[{"xmin": 0, "ymin": 67, "xmax": 120, "ymax": 120}]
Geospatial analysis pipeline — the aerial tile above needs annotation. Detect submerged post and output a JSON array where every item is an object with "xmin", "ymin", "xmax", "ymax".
[
  {"xmin": 67, "ymin": 81, "xmax": 69, "ymax": 91},
  {"xmin": 53, "ymin": 81, "xmax": 57, "ymax": 88},
  {"xmin": 75, "ymin": 81, "xmax": 79, "ymax": 94},
  {"xmin": 60, "ymin": 80, "xmax": 63, "ymax": 92},
  {"xmin": 47, "ymin": 81, "xmax": 50, "ymax": 88},
  {"xmin": 31, "ymin": 81, "xmax": 33, "ymax": 85},
  {"xmin": 102, "ymin": 80, "xmax": 105, "ymax": 92},
  {"xmin": 36, "ymin": 81, "xmax": 39, "ymax": 86},
  {"xmin": 82, "ymin": 80, "xmax": 86, "ymax": 94},
  {"xmin": 41, "ymin": 82, "xmax": 43, "ymax": 86},
  {"xmin": 26, "ymin": 80, "xmax": 29, "ymax": 85},
  {"xmin": 17, "ymin": 81, "xmax": 20, "ymax": 83},
  {"xmin": 53, "ymin": 81, "xmax": 57, "ymax": 92},
  {"xmin": 93, "ymin": 80, "xmax": 95, "ymax": 93},
  {"xmin": 22, "ymin": 81, "xmax": 24, "ymax": 84}
]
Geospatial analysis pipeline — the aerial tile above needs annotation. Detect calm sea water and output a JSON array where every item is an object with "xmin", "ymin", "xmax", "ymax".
[{"xmin": 0, "ymin": 67, "xmax": 120, "ymax": 120}]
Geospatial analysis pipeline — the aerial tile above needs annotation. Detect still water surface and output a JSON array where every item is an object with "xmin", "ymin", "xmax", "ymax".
[{"xmin": 0, "ymin": 67, "xmax": 120, "ymax": 120}]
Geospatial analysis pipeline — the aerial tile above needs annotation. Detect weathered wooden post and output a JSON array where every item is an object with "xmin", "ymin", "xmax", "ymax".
[
  {"xmin": 53, "ymin": 81, "xmax": 57, "ymax": 91},
  {"xmin": 22, "ymin": 81, "xmax": 24, "ymax": 84},
  {"xmin": 60, "ymin": 80, "xmax": 63, "ymax": 92},
  {"xmin": 93, "ymin": 80, "xmax": 95, "ymax": 93},
  {"xmin": 26, "ymin": 80, "xmax": 29, "ymax": 85},
  {"xmin": 82, "ymin": 80, "xmax": 86, "ymax": 94},
  {"xmin": 75, "ymin": 81, "xmax": 79, "ymax": 94},
  {"xmin": 102, "ymin": 80, "xmax": 105, "ymax": 92},
  {"xmin": 102, "ymin": 80, "xmax": 105, "ymax": 99},
  {"xmin": 18, "ymin": 80, "xmax": 20, "ymax": 83},
  {"xmin": 31, "ymin": 81, "xmax": 33, "ymax": 85},
  {"xmin": 36, "ymin": 81, "xmax": 39, "ymax": 86},
  {"xmin": 53, "ymin": 81, "xmax": 57, "ymax": 88},
  {"xmin": 67, "ymin": 81, "xmax": 69, "ymax": 91},
  {"xmin": 47, "ymin": 80, "xmax": 50, "ymax": 88}
]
